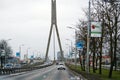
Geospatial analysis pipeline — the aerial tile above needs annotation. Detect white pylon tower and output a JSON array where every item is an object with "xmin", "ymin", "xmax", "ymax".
[{"xmin": 45, "ymin": 0, "xmax": 64, "ymax": 61}]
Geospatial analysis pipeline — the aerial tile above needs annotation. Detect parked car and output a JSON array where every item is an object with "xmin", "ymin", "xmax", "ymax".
[
  {"xmin": 57, "ymin": 63, "xmax": 66, "ymax": 70},
  {"xmin": 4, "ymin": 63, "xmax": 13, "ymax": 69}
]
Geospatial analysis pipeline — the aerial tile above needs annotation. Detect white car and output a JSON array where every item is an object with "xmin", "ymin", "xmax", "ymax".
[
  {"xmin": 4, "ymin": 63, "xmax": 13, "ymax": 69},
  {"xmin": 57, "ymin": 63, "xmax": 66, "ymax": 70},
  {"xmin": 14, "ymin": 64, "xmax": 21, "ymax": 68}
]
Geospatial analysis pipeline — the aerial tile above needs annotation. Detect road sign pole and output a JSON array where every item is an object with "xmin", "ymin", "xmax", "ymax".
[{"xmin": 86, "ymin": 0, "xmax": 91, "ymax": 73}]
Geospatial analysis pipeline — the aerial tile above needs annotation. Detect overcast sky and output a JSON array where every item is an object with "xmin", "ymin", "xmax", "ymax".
[{"xmin": 0, "ymin": 0, "xmax": 89, "ymax": 60}]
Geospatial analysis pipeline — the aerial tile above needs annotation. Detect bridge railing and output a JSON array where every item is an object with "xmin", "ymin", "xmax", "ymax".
[{"xmin": 0, "ymin": 63, "xmax": 53, "ymax": 75}]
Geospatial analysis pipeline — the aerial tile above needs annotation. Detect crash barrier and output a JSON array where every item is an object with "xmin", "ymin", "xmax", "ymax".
[{"xmin": 0, "ymin": 64, "xmax": 52, "ymax": 75}]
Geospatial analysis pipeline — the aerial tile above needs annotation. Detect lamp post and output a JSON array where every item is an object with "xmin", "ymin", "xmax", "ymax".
[
  {"xmin": 85, "ymin": 0, "xmax": 91, "ymax": 73},
  {"xmin": 67, "ymin": 26, "xmax": 77, "ymax": 67}
]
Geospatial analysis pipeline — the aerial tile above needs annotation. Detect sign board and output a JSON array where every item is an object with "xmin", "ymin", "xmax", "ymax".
[
  {"xmin": 16, "ymin": 52, "xmax": 20, "ymax": 57},
  {"xmin": 31, "ymin": 55, "xmax": 34, "ymax": 58},
  {"xmin": 76, "ymin": 41, "xmax": 84, "ymax": 49},
  {"xmin": 1, "ymin": 50, "xmax": 5, "ymax": 56},
  {"xmin": 91, "ymin": 22, "xmax": 102, "ymax": 37}
]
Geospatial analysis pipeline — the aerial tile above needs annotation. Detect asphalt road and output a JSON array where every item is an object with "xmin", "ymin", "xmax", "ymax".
[{"xmin": 0, "ymin": 65, "xmax": 84, "ymax": 80}]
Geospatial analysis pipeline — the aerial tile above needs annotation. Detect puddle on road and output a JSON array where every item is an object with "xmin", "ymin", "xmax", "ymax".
[
  {"xmin": 70, "ymin": 76, "xmax": 80, "ymax": 80},
  {"xmin": 43, "ymin": 75, "xmax": 47, "ymax": 78}
]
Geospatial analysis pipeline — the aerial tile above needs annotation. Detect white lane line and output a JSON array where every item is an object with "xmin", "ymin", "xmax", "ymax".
[{"xmin": 10, "ymin": 72, "xmax": 27, "ymax": 76}]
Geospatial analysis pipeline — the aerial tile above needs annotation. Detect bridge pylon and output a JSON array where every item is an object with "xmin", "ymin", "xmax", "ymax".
[{"xmin": 45, "ymin": 0, "xmax": 64, "ymax": 62}]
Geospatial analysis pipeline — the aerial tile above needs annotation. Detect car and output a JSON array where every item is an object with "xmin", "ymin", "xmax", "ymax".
[
  {"xmin": 56, "ymin": 62, "xmax": 59, "ymax": 65},
  {"xmin": 14, "ymin": 64, "xmax": 21, "ymax": 68},
  {"xmin": 4, "ymin": 63, "xmax": 13, "ymax": 69},
  {"xmin": 57, "ymin": 63, "xmax": 66, "ymax": 70}
]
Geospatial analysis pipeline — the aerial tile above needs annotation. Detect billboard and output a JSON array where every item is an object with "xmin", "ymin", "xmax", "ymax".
[{"xmin": 91, "ymin": 22, "xmax": 102, "ymax": 37}]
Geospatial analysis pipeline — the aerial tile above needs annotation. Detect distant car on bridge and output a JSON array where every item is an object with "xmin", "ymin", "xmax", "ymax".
[{"xmin": 57, "ymin": 62, "xmax": 66, "ymax": 70}]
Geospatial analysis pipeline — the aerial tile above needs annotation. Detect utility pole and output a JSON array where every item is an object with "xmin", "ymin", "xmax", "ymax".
[{"xmin": 86, "ymin": 0, "xmax": 91, "ymax": 73}]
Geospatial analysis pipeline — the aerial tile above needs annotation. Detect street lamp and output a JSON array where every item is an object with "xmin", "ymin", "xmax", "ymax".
[
  {"xmin": 67, "ymin": 26, "xmax": 78, "ymax": 67},
  {"xmin": 85, "ymin": 0, "xmax": 91, "ymax": 73}
]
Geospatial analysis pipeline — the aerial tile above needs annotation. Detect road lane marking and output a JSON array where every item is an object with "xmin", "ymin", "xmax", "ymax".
[{"xmin": 10, "ymin": 72, "xmax": 27, "ymax": 76}]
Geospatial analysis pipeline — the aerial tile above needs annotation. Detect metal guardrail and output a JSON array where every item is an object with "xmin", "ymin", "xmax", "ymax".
[{"xmin": 0, "ymin": 64, "xmax": 52, "ymax": 75}]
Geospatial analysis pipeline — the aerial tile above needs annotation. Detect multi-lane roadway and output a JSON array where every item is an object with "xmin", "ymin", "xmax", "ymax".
[{"xmin": 0, "ymin": 64, "xmax": 85, "ymax": 80}]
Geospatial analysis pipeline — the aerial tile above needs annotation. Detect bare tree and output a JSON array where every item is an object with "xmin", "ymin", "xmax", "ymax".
[
  {"xmin": 0, "ymin": 39, "xmax": 13, "ymax": 63},
  {"xmin": 92, "ymin": 0, "xmax": 120, "ymax": 78},
  {"xmin": 76, "ymin": 20, "xmax": 87, "ymax": 71},
  {"xmin": 75, "ymin": 1, "xmax": 120, "ymax": 78}
]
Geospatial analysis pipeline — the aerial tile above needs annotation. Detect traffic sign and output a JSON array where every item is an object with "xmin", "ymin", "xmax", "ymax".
[
  {"xmin": 91, "ymin": 22, "xmax": 102, "ymax": 37},
  {"xmin": 31, "ymin": 55, "xmax": 34, "ymax": 59},
  {"xmin": 1, "ymin": 50, "xmax": 5, "ymax": 56},
  {"xmin": 76, "ymin": 41, "xmax": 84, "ymax": 49},
  {"xmin": 16, "ymin": 52, "xmax": 20, "ymax": 57}
]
